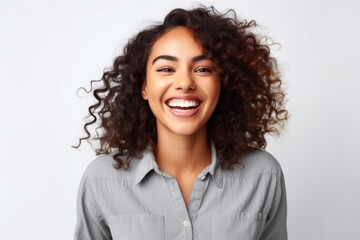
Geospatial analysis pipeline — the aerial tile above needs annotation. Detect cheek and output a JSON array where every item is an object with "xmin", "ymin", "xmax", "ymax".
[
  {"xmin": 144, "ymin": 75, "xmax": 170, "ymax": 105},
  {"xmin": 145, "ymin": 81, "xmax": 164, "ymax": 99},
  {"xmin": 208, "ymin": 79, "xmax": 221, "ymax": 103}
]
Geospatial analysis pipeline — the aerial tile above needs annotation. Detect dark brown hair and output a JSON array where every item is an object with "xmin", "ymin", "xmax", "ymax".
[{"xmin": 74, "ymin": 6, "xmax": 288, "ymax": 170}]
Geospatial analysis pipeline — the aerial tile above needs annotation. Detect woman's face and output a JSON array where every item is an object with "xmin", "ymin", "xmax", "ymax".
[{"xmin": 143, "ymin": 26, "xmax": 221, "ymax": 137}]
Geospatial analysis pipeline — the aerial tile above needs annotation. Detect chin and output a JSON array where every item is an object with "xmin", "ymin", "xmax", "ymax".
[{"xmin": 169, "ymin": 124, "xmax": 206, "ymax": 137}]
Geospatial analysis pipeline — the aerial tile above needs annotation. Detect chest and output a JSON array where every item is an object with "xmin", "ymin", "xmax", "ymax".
[{"xmin": 91, "ymin": 173, "xmax": 277, "ymax": 239}]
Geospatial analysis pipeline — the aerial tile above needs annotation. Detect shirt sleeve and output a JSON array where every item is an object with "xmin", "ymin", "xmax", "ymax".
[
  {"xmin": 259, "ymin": 170, "xmax": 288, "ymax": 240},
  {"xmin": 74, "ymin": 170, "xmax": 112, "ymax": 240}
]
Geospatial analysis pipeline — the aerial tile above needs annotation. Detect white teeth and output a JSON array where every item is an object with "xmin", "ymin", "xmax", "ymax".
[{"xmin": 167, "ymin": 99, "xmax": 200, "ymax": 108}]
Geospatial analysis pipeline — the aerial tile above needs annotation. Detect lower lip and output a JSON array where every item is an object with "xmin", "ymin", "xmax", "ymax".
[{"xmin": 167, "ymin": 105, "xmax": 200, "ymax": 118}]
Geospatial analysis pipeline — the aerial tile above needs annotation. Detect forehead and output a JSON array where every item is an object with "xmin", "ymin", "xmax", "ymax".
[{"xmin": 148, "ymin": 26, "xmax": 205, "ymax": 60}]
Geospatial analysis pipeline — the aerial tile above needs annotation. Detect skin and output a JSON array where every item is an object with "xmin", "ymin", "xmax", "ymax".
[{"xmin": 142, "ymin": 26, "xmax": 221, "ymax": 205}]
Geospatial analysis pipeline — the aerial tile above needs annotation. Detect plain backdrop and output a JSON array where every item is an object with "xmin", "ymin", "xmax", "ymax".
[{"xmin": 1, "ymin": 0, "xmax": 359, "ymax": 239}]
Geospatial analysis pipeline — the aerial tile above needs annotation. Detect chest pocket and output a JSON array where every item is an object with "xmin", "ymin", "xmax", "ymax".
[
  {"xmin": 211, "ymin": 212, "xmax": 266, "ymax": 240},
  {"xmin": 108, "ymin": 213, "xmax": 165, "ymax": 240}
]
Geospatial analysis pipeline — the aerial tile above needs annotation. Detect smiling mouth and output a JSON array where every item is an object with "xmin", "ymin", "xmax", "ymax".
[{"xmin": 166, "ymin": 99, "xmax": 201, "ymax": 109}]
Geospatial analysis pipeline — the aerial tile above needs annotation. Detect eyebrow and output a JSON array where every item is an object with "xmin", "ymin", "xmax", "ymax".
[{"xmin": 152, "ymin": 54, "xmax": 210, "ymax": 65}]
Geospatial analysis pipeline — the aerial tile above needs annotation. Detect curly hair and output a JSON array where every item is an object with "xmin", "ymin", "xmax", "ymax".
[{"xmin": 74, "ymin": 6, "xmax": 288, "ymax": 170}]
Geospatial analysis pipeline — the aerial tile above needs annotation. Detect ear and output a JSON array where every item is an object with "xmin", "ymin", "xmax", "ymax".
[{"xmin": 141, "ymin": 82, "xmax": 148, "ymax": 100}]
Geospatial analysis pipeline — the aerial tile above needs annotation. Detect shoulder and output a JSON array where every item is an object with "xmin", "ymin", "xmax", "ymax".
[
  {"xmin": 242, "ymin": 150, "xmax": 282, "ymax": 174},
  {"xmin": 82, "ymin": 154, "xmax": 141, "ymax": 182},
  {"xmin": 223, "ymin": 150, "xmax": 283, "ymax": 178}
]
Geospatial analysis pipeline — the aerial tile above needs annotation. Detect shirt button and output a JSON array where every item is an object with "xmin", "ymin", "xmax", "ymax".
[
  {"xmin": 183, "ymin": 220, "xmax": 190, "ymax": 227},
  {"xmin": 200, "ymin": 175, "xmax": 206, "ymax": 181}
]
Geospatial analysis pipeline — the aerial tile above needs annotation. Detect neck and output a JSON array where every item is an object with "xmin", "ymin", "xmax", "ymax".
[{"xmin": 155, "ymin": 126, "xmax": 211, "ymax": 178}]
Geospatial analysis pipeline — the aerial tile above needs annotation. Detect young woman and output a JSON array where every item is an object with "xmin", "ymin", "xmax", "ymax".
[{"xmin": 74, "ymin": 6, "xmax": 288, "ymax": 240}]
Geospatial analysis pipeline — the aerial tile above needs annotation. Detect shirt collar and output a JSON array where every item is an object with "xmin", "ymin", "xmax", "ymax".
[
  {"xmin": 198, "ymin": 142, "xmax": 223, "ymax": 188},
  {"xmin": 134, "ymin": 143, "xmax": 223, "ymax": 188},
  {"xmin": 133, "ymin": 147, "xmax": 159, "ymax": 185}
]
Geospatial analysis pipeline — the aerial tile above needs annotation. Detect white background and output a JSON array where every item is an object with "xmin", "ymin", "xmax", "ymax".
[{"xmin": 1, "ymin": 0, "xmax": 359, "ymax": 239}]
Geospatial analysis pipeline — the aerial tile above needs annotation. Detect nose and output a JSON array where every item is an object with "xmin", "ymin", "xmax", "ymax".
[{"xmin": 173, "ymin": 71, "xmax": 196, "ymax": 91}]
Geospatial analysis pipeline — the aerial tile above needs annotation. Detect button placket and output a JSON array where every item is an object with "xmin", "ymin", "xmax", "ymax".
[
  {"xmin": 187, "ymin": 177, "xmax": 209, "ymax": 222},
  {"xmin": 163, "ymin": 176, "xmax": 193, "ymax": 239}
]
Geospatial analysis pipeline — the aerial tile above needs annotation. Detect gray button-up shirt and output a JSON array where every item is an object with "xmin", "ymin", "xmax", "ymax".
[{"xmin": 75, "ymin": 146, "xmax": 287, "ymax": 240}]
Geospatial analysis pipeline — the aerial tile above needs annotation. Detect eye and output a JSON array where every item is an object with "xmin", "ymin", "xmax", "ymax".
[
  {"xmin": 195, "ymin": 67, "xmax": 212, "ymax": 73},
  {"xmin": 156, "ymin": 67, "xmax": 174, "ymax": 73}
]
